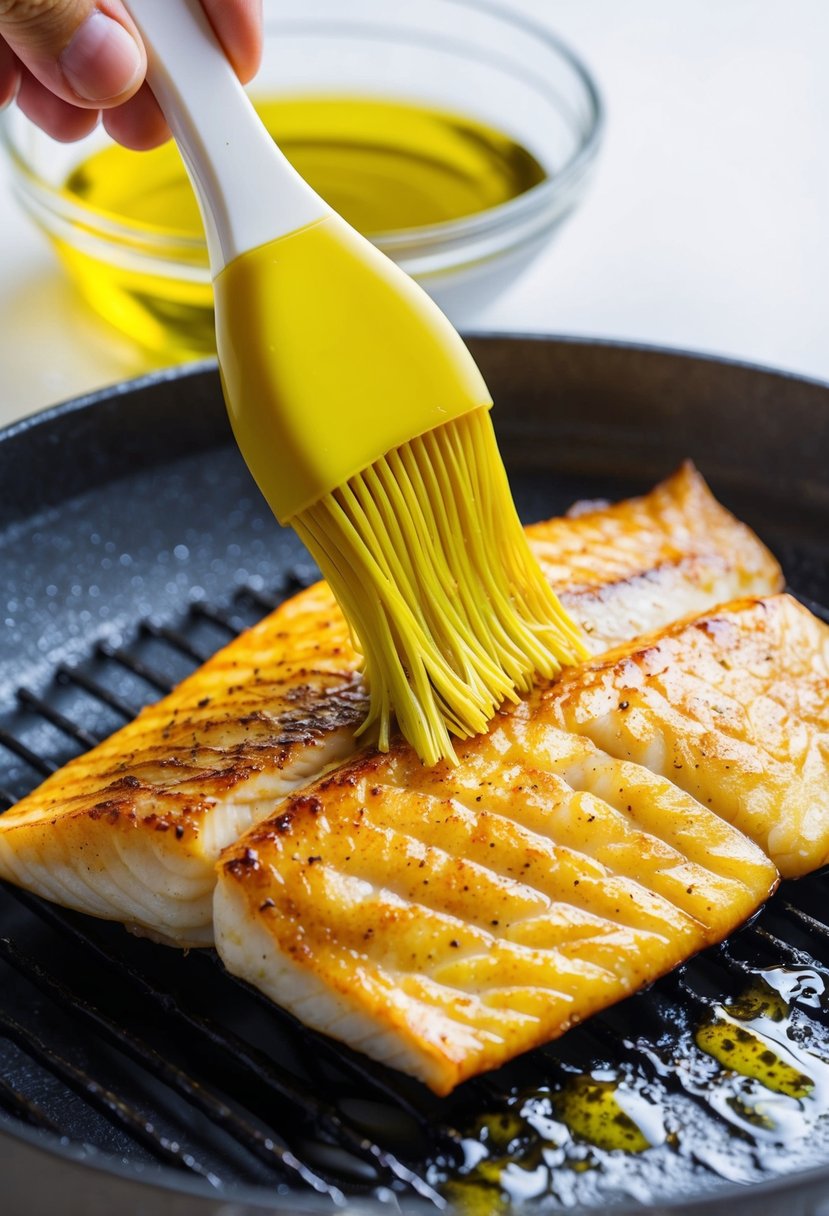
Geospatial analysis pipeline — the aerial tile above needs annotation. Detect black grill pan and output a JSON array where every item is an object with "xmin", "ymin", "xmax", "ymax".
[{"xmin": 1, "ymin": 336, "xmax": 828, "ymax": 1216}]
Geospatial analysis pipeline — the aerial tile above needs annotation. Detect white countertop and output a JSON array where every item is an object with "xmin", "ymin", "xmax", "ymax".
[{"xmin": 2, "ymin": 0, "xmax": 829, "ymax": 426}]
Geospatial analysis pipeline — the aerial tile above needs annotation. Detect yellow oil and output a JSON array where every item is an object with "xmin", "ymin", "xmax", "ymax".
[
  {"xmin": 553, "ymin": 1075, "xmax": 653, "ymax": 1153},
  {"xmin": 441, "ymin": 1076, "xmax": 660, "ymax": 1212},
  {"xmin": 57, "ymin": 96, "xmax": 547, "ymax": 357},
  {"xmin": 696, "ymin": 1018, "xmax": 814, "ymax": 1100},
  {"xmin": 434, "ymin": 967, "xmax": 829, "ymax": 1209},
  {"xmin": 695, "ymin": 978, "xmax": 827, "ymax": 1104}
]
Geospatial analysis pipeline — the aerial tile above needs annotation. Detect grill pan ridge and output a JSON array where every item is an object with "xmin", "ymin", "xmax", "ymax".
[{"xmin": 1, "ymin": 337, "xmax": 828, "ymax": 1216}]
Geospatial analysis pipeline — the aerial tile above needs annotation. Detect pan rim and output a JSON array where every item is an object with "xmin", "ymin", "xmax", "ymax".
[{"xmin": 5, "ymin": 332, "xmax": 829, "ymax": 445}]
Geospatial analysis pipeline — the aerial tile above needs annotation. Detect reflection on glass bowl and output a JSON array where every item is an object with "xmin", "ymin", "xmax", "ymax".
[{"xmin": 0, "ymin": 0, "xmax": 602, "ymax": 358}]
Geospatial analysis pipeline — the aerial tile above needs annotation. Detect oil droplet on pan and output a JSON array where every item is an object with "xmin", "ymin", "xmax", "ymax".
[
  {"xmin": 696, "ymin": 1018, "xmax": 814, "ymax": 1098},
  {"xmin": 554, "ymin": 1074, "xmax": 664, "ymax": 1153}
]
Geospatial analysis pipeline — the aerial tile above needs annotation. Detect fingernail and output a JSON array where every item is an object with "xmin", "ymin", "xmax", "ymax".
[{"xmin": 60, "ymin": 11, "xmax": 143, "ymax": 102}]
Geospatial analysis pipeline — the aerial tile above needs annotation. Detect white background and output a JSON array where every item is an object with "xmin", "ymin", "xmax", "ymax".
[{"xmin": 1, "ymin": 0, "xmax": 828, "ymax": 425}]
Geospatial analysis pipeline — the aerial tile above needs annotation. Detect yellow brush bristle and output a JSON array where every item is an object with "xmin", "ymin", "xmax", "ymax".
[{"xmin": 293, "ymin": 408, "xmax": 589, "ymax": 765}]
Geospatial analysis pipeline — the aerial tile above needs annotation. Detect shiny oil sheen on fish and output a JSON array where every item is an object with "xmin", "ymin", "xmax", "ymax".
[
  {"xmin": 213, "ymin": 591, "xmax": 829, "ymax": 1091},
  {"xmin": 214, "ymin": 702, "xmax": 778, "ymax": 1094},
  {"xmin": 0, "ymin": 465, "xmax": 782, "ymax": 945},
  {"xmin": 548, "ymin": 594, "xmax": 829, "ymax": 877}
]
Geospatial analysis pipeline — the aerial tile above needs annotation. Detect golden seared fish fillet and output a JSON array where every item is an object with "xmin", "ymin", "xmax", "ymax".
[
  {"xmin": 215, "ymin": 714, "xmax": 778, "ymax": 1095},
  {"xmin": 548, "ymin": 594, "xmax": 829, "ymax": 878},
  {"xmin": 527, "ymin": 461, "xmax": 781, "ymax": 653},
  {"xmin": 0, "ymin": 465, "xmax": 781, "ymax": 945},
  {"xmin": 0, "ymin": 583, "xmax": 362, "ymax": 946}
]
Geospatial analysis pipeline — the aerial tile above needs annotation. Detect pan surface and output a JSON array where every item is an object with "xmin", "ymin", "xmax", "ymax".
[{"xmin": 0, "ymin": 336, "xmax": 828, "ymax": 1216}]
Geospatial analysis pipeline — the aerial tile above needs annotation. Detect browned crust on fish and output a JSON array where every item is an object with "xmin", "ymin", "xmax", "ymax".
[
  {"xmin": 0, "ymin": 464, "xmax": 783, "ymax": 943},
  {"xmin": 217, "ymin": 691, "xmax": 778, "ymax": 1093}
]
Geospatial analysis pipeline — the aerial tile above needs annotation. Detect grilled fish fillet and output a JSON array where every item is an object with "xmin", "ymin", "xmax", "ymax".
[
  {"xmin": 215, "ymin": 713, "xmax": 778, "ymax": 1095},
  {"xmin": 548, "ymin": 594, "xmax": 829, "ymax": 877},
  {"xmin": 0, "ymin": 465, "xmax": 782, "ymax": 945},
  {"xmin": 527, "ymin": 460, "xmax": 781, "ymax": 652}
]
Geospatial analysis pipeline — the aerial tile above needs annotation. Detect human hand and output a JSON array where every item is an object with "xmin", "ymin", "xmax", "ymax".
[{"xmin": 0, "ymin": 0, "xmax": 262, "ymax": 148}]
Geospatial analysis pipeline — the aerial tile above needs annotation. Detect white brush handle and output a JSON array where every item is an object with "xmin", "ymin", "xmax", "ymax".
[{"xmin": 125, "ymin": 0, "xmax": 330, "ymax": 271}]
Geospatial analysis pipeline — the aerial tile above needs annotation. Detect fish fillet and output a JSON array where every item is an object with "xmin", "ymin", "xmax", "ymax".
[
  {"xmin": 527, "ymin": 460, "xmax": 781, "ymax": 653},
  {"xmin": 548, "ymin": 594, "xmax": 829, "ymax": 877},
  {"xmin": 0, "ymin": 465, "xmax": 782, "ymax": 944},
  {"xmin": 215, "ymin": 711, "xmax": 778, "ymax": 1095}
]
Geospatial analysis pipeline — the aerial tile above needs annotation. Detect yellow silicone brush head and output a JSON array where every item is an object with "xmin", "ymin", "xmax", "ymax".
[
  {"xmin": 123, "ymin": 0, "xmax": 588, "ymax": 765},
  {"xmin": 294, "ymin": 408, "xmax": 589, "ymax": 766},
  {"xmin": 215, "ymin": 216, "xmax": 587, "ymax": 765}
]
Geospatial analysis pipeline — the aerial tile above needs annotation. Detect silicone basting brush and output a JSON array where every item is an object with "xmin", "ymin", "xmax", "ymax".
[{"xmin": 127, "ymin": 0, "xmax": 588, "ymax": 764}]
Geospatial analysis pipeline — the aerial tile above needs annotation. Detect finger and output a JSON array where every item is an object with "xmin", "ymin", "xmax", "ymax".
[
  {"xmin": 0, "ymin": 0, "xmax": 145, "ymax": 107},
  {"xmin": 102, "ymin": 79, "xmax": 168, "ymax": 150},
  {"xmin": 0, "ymin": 38, "xmax": 21, "ymax": 108},
  {"xmin": 200, "ymin": 0, "xmax": 263, "ymax": 84},
  {"xmin": 15, "ymin": 63, "xmax": 99, "ymax": 141}
]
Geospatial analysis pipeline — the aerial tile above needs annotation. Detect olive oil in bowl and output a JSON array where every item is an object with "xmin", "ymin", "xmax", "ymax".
[{"xmin": 59, "ymin": 97, "xmax": 547, "ymax": 356}]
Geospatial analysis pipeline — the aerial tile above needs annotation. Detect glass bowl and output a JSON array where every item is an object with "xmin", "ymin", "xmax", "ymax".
[{"xmin": 0, "ymin": 0, "xmax": 602, "ymax": 358}]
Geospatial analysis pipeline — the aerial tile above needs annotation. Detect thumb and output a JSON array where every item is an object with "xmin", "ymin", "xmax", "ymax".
[{"xmin": 0, "ymin": 0, "xmax": 145, "ymax": 106}]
